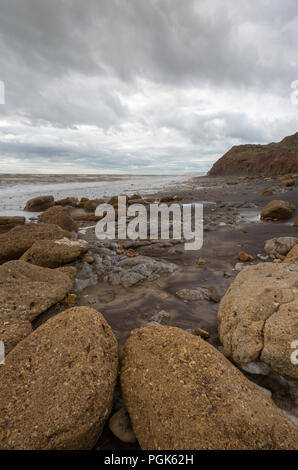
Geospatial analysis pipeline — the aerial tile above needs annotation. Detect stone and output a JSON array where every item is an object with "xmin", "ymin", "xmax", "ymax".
[
  {"xmin": 280, "ymin": 179, "xmax": 295, "ymax": 187},
  {"xmin": 0, "ymin": 223, "xmax": 72, "ymax": 264},
  {"xmin": 74, "ymin": 213, "xmax": 102, "ymax": 222},
  {"xmin": 39, "ymin": 206, "xmax": 78, "ymax": 232},
  {"xmin": 0, "ymin": 307, "xmax": 118, "ymax": 449},
  {"xmin": 261, "ymin": 200, "xmax": 296, "ymax": 220},
  {"xmin": 21, "ymin": 238, "xmax": 89, "ymax": 268},
  {"xmin": 283, "ymin": 245, "xmax": 298, "ymax": 264},
  {"xmin": 84, "ymin": 199, "xmax": 104, "ymax": 213},
  {"xmin": 109, "ymin": 408, "xmax": 137, "ymax": 444},
  {"xmin": 196, "ymin": 327, "xmax": 210, "ymax": 339},
  {"xmin": 0, "ymin": 319, "xmax": 32, "ymax": 354},
  {"xmin": 55, "ymin": 197, "xmax": 78, "ymax": 207},
  {"xmin": 74, "ymin": 262, "xmax": 98, "ymax": 291},
  {"xmin": 0, "ymin": 260, "xmax": 74, "ymax": 322},
  {"xmin": 237, "ymin": 251, "xmax": 254, "ymax": 262},
  {"xmin": 121, "ymin": 325, "xmax": 298, "ymax": 450},
  {"xmin": 294, "ymin": 218, "xmax": 298, "ymax": 227},
  {"xmin": 176, "ymin": 288, "xmax": 209, "ymax": 301},
  {"xmin": 218, "ymin": 263, "xmax": 298, "ymax": 382},
  {"xmin": 0, "ymin": 216, "xmax": 25, "ymax": 234},
  {"xmin": 264, "ymin": 237, "xmax": 298, "ymax": 258},
  {"xmin": 24, "ymin": 195, "xmax": 54, "ymax": 212},
  {"xmin": 261, "ymin": 189, "xmax": 274, "ymax": 196}
]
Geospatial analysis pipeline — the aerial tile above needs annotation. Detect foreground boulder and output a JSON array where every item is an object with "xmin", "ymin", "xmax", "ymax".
[
  {"xmin": 261, "ymin": 200, "xmax": 296, "ymax": 220},
  {"xmin": 0, "ymin": 216, "xmax": 25, "ymax": 234},
  {"xmin": 24, "ymin": 195, "xmax": 54, "ymax": 212},
  {"xmin": 0, "ymin": 223, "xmax": 71, "ymax": 264},
  {"xmin": 39, "ymin": 206, "xmax": 78, "ymax": 232},
  {"xmin": 0, "ymin": 260, "xmax": 74, "ymax": 322},
  {"xmin": 121, "ymin": 325, "xmax": 297, "ymax": 450},
  {"xmin": 218, "ymin": 263, "xmax": 298, "ymax": 382},
  {"xmin": 21, "ymin": 238, "xmax": 88, "ymax": 268},
  {"xmin": 0, "ymin": 307, "xmax": 118, "ymax": 449},
  {"xmin": 283, "ymin": 245, "xmax": 298, "ymax": 264},
  {"xmin": 264, "ymin": 237, "xmax": 298, "ymax": 259}
]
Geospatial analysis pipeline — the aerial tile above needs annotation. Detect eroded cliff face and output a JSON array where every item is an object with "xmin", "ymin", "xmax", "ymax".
[{"xmin": 208, "ymin": 132, "xmax": 298, "ymax": 176}]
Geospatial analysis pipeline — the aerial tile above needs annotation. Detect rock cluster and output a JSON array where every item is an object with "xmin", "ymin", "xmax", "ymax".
[{"xmin": 0, "ymin": 216, "xmax": 25, "ymax": 234}]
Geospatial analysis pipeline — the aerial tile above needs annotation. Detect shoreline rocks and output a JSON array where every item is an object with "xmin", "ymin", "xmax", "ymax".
[
  {"xmin": 121, "ymin": 325, "xmax": 297, "ymax": 450},
  {"xmin": 24, "ymin": 195, "xmax": 54, "ymax": 212},
  {"xmin": 0, "ymin": 307, "xmax": 118, "ymax": 449},
  {"xmin": 0, "ymin": 216, "xmax": 25, "ymax": 234},
  {"xmin": 261, "ymin": 200, "xmax": 296, "ymax": 220}
]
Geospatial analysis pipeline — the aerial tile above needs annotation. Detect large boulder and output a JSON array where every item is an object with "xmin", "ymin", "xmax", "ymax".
[
  {"xmin": 121, "ymin": 325, "xmax": 297, "ymax": 450},
  {"xmin": 21, "ymin": 238, "xmax": 89, "ymax": 268},
  {"xmin": 261, "ymin": 200, "xmax": 296, "ymax": 220},
  {"xmin": 0, "ymin": 223, "xmax": 71, "ymax": 264},
  {"xmin": 0, "ymin": 216, "xmax": 25, "ymax": 234},
  {"xmin": 283, "ymin": 245, "xmax": 298, "ymax": 264},
  {"xmin": 0, "ymin": 318, "xmax": 32, "ymax": 354},
  {"xmin": 0, "ymin": 260, "xmax": 74, "ymax": 322},
  {"xmin": 84, "ymin": 199, "xmax": 104, "ymax": 213},
  {"xmin": 24, "ymin": 195, "xmax": 54, "ymax": 212},
  {"xmin": 0, "ymin": 307, "xmax": 118, "ymax": 449},
  {"xmin": 55, "ymin": 197, "xmax": 78, "ymax": 207},
  {"xmin": 218, "ymin": 263, "xmax": 298, "ymax": 381},
  {"xmin": 264, "ymin": 237, "xmax": 298, "ymax": 259},
  {"xmin": 39, "ymin": 206, "xmax": 78, "ymax": 232}
]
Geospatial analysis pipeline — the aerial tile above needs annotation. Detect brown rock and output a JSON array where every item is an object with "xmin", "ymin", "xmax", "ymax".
[
  {"xmin": 196, "ymin": 327, "xmax": 210, "ymax": 339},
  {"xmin": 109, "ymin": 408, "xmax": 137, "ymax": 444},
  {"xmin": 261, "ymin": 200, "xmax": 296, "ymax": 220},
  {"xmin": 280, "ymin": 179, "xmax": 295, "ymax": 187},
  {"xmin": 121, "ymin": 325, "xmax": 297, "ymax": 450},
  {"xmin": 237, "ymin": 251, "xmax": 254, "ymax": 262},
  {"xmin": 56, "ymin": 266, "xmax": 77, "ymax": 282},
  {"xmin": 73, "ymin": 213, "xmax": 103, "ymax": 222},
  {"xmin": 0, "ymin": 319, "xmax": 32, "ymax": 354},
  {"xmin": 84, "ymin": 199, "xmax": 104, "ymax": 213},
  {"xmin": 160, "ymin": 195, "xmax": 174, "ymax": 203},
  {"xmin": 208, "ymin": 132, "xmax": 298, "ymax": 177},
  {"xmin": 0, "ymin": 223, "xmax": 71, "ymax": 264},
  {"xmin": 261, "ymin": 189, "xmax": 274, "ymax": 197},
  {"xmin": 218, "ymin": 263, "xmax": 298, "ymax": 381},
  {"xmin": 294, "ymin": 218, "xmax": 298, "ymax": 227},
  {"xmin": 197, "ymin": 257, "xmax": 206, "ymax": 265},
  {"xmin": 24, "ymin": 195, "xmax": 54, "ymax": 212},
  {"xmin": 55, "ymin": 197, "xmax": 78, "ymax": 207},
  {"xmin": 0, "ymin": 216, "xmax": 25, "ymax": 234},
  {"xmin": 78, "ymin": 197, "xmax": 89, "ymax": 208},
  {"xmin": 39, "ymin": 206, "xmax": 78, "ymax": 232},
  {"xmin": 283, "ymin": 245, "xmax": 298, "ymax": 264},
  {"xmin": 0, "ymin": 307, "xmax": 118, "ymax": 449},
  {"xmin": 0, "ymin": 260, "xmax": 74, "ymax": 322},
  {"xmin": 21, "ymin": 238, "xmax": 89, "ymax": 268}
]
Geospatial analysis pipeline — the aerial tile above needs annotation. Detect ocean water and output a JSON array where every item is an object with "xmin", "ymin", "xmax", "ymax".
[{"xmin": 0, "ymin": 174, "xmax": 194, "ymax": 219}]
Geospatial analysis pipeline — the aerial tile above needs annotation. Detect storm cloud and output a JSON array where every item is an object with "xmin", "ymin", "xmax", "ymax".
[{"xmin": 0, "ymin": 0, "xmax": 297, "ymax": 173}]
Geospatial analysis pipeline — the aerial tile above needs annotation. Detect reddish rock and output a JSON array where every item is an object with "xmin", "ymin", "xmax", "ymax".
[
  {"xmin": 261, "ymin": 200, "xmax": 296, "ymax": 220},
  {"xmin": 208, "ymin": 132, "xmax": 298, "ymax": 177},
  {"xmin": 237, "ymin": 251, "xmax": 254, "ymax": 262}
]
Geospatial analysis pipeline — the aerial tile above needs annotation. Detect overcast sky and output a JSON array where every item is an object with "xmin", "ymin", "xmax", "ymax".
[{"xmin": 0, "ymin": 0, "xmax": 297, "ymax": 174}]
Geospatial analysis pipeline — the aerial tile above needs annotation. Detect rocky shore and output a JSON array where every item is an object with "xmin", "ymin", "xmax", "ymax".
[{"xmin": 0, "ymin": 172, "xmax": 297, "ymax": 450}]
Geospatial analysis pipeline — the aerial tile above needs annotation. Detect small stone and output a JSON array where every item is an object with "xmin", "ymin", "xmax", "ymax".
[
  {"xmin": 196, "ymin": 327, "xmax": 210, "ymax": 339},
  {"xmin": 237, "ymin": 251, "xmax": 254, "ymax": 262},
  {"xmin": 197, "ymin": 257, "xmax": 206, "ymax": 265}
]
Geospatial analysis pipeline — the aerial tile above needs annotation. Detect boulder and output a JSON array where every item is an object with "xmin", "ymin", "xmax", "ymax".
[
  {"xmin": 24, "ymin": 195, "xmax": 54, "ymax": 212},
  {"xmin": 264, "ymin": 237, "xmax": 298, "ymax": 258},
  {"xmin": 21, "ymin": 238, "xmax": 89, "ymax": 268},
  {"xmin": 121, "ymin": 325, "xmax": 297, "ymax": 450},
  {"xmin": 74, "ymin": 213, "xmax": 103, "ymax": 222},
  {"xmin": 218, "ymin": 263, "xmax": 298, "ymax": 381},
  {"xmin": 55, "ymin": 197, "xmax": 78, "ymax": 207},
  {"xmin": 0, "ymin": 216, "xmax": 25, "ymax": 234},
  {"xmin": 280, "ymin": 179, "xmax": 295, "ymax": 187},
  {"xmin": 0, "ymin": 260, "xmax": 74, "ymax": 322},
  {"xmin": 0, "ymin": 307, "xmax": 118, "ymax": 449},
  {"xmin": 84, "ymin": 199, "xmax": 104, "ymax": 213},
  {"xmin": 0, "ymin": 223, "xmax": 72, "ymax": 264},
  {"xmin": 283, "ymin": 245, "xmax": 298, "ymax": 264},
  {"xmin": 0, "ymin": 318, "xmax": 32, "ymax": 354},
  {"xmin": 108, "ymin": 408, "xmax": 137, "ymax": 444},
  {"xmin": 261, "ymin": 200, "xmax": 296, "ymax": 220},
  {"xmin": 236, "ymin": 251, "xmax": 254, "ymax": 262},
  {"xmin": 39, "ymin": 206, "xmax": 78, "ymax": 232}
]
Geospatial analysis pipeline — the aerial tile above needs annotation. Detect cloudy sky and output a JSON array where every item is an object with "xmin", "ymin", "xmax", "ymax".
[{"xmin": 0, "ymin": 0, "xmax": 297, "ymax": 174}]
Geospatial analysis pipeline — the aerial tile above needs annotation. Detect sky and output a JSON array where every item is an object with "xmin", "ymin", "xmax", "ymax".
[{"xmin": 0, "ymin": 0, "xmax": 297, "ymax": 174}]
